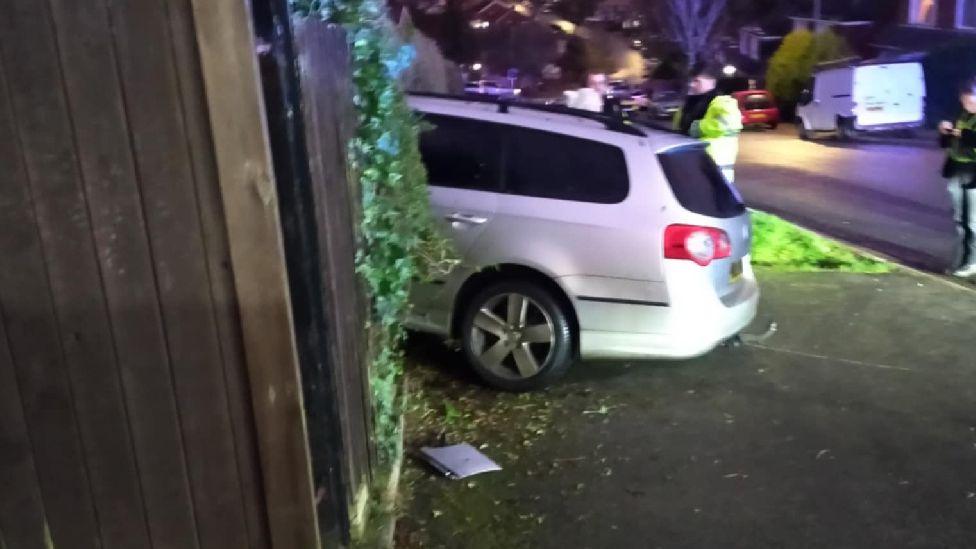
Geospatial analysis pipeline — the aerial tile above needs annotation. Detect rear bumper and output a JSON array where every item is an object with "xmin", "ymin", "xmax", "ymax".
[
  {"xmin": 576, "ymin": 258, "xmax": 759, "ymax": 360},
  {"xmin": 742, "ymin": 112, "xmax": 779, "ymax": 125},
  {"xmin": 853, "ymin": 120, "xmax": 923, "ymax": 131}
]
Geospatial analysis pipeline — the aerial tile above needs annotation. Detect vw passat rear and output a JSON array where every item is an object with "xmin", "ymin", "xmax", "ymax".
[{"xmin": 405, "ymin": 94, "xmax": 758, "ymax": 390}]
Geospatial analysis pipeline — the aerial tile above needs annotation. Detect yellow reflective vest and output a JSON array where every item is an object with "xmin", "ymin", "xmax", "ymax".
[
  {"xmin": 674, "ymin": 94, "xmax": 743, "ymax": 168},
  {"xmin": 949, "ymin": 113, "xmax": 976, "ymax": 164}
]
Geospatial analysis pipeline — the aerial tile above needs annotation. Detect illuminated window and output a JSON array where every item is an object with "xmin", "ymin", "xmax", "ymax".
[
  {"xmin": 958, "ymin": 0, "xmax": 976, "ymax": 28},
  {"xmin": 909, "ymin": 0, "xmax": 938, "ymax": 26}
]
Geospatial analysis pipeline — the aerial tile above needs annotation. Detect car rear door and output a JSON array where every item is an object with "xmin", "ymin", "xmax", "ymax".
[
  {"xmin": 854, "ymin": 63, "xmax": 925, "ymax": 127},
  {"xmin": 417, "ymin": 113, "xmax": 502, "ymax": 256}
]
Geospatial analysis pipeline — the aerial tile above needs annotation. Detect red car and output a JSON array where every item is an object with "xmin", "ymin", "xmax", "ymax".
[{"xmin": 733, "ymin": 90, "xmax": 780, "ymax": 129}]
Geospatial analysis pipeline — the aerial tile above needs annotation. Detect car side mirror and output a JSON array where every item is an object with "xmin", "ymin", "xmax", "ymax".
[{"xmin": 798, "ymin": 89, "xmax": 812, "ymax": 106}]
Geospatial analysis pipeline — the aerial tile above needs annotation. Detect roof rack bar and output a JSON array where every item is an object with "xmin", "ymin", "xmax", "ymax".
[{"xmin": 407, "ymin": 91, "xmax": 646, "ymax": 137}]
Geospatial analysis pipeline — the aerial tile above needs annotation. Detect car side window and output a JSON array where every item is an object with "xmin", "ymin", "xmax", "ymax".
[
  {"xmin": 504, "ymin": 126, "xmax": 629, "ymax": 204},
  {"xmin": 417, "ymin": 114, "xmax": 502, "ymax": 192}
]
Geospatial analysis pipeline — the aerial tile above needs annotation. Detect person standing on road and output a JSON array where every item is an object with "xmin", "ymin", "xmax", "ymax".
[
  {"xmin": 939, "ymin": 77, "xmax": 976, "ymax": 277},
  {"xmin": 674, "ymin": 63, "xmax": 743, "ymax": 183},
  {"xmin": 564, "ymin": 72, "xmax": 608, "ymax": 113}
]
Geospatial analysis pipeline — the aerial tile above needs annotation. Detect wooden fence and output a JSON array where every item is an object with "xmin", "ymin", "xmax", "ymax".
[
  {"xmin": 253, "ymin": 10, "xmax": 376, "ymax": 543},
  {"xmin": 293, "ymin": 20, "xmax": 375, "ymax": 523},
  {"xmin": 0, "ymin": 0, "xmax": 347, "ymax": 547}
]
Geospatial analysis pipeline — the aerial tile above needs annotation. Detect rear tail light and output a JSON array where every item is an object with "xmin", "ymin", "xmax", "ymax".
[{"xmin": 664, "ymin": 224, "xmax": 732, "ymax": 266}]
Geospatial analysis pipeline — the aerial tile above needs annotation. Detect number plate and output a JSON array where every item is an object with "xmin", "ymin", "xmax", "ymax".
[{"xmin": 752, "ymin": 113, "xmax": 767, "ymax": 120}]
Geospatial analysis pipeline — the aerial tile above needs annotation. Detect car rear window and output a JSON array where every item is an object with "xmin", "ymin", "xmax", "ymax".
[
  {"xmin": 504, "ymin": 126, "xmax": 629, "ymax": 204},
  {"xmin": 417, "ymin": 114, "xmax": 502, "ymax": 192},
  {"xmin": 743, "ymin": 94, "xmax": 772, "ymax": 110},
  {"xmin": 657, "ymin": 145, "xmax": 745, "ymax": 218}
]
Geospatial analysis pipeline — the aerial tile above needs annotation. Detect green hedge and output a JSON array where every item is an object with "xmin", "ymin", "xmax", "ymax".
[
  {"xmin": 766, "ymin": 29, "xmax": 852, "ymax": 112},
  {"xmin": 292, "ymin": 0, "xmax": 458, "ymax": 462}
]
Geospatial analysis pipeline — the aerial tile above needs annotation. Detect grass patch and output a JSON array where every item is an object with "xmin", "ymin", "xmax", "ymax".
[{"xmin": 751, "ymin": 210, "xmax": 891, "ymax": 273}]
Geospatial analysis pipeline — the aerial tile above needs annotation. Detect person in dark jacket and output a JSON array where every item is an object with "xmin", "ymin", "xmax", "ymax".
[
  {"xmin": 673, "ymin": 63, "xmax": 743, "ymax": 183},
  {"xmin": 939, "ymin": 77, "xmax": 976, "ymax": 277},
  {"xmin": 675, "ymin": 65, "xmax": 720, "ymax": 135}
]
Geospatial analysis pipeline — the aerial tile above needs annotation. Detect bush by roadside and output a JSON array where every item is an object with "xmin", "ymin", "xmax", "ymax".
[
  {"xmin": 765, "ymin": 29, "xmax": 853, "ymax": 119},
  {"xmin": 751, "ymin": 210, "xmax": 891, "ymax": 273}
]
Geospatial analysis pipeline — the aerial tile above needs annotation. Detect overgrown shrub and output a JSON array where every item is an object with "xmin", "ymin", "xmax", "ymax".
[
  {"xmin": 397, "ymin": 9, "xmax": 462, "ymax": 93},
  {"xmin": 291, "ymin": 0, "xmax": 458, "ymax": 462},
  {"xmin": 766, "ymin": 29, "xmax": 852, "ymax": 112}
]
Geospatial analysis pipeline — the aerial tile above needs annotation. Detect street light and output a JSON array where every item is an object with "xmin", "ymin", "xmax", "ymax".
[
  {"xmin": 472, "ymin": 62, "xmax": 483, "ymax": 71},
  {"xmin": 723, "ymin": 64, "xmax": 737, "ymax": 77}
]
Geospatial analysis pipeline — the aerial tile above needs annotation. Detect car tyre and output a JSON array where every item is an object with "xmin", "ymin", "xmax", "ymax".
[
  {"xmin": 769, "ymin": 122, "xmax": 778, "ymax": 130},
  {"xmin": 459, "ymin": 279, "xmax": 574, "ymax": 392},
  {"xmin": 837, "ymin": 116, "xmax": 856, "ymax": 142},
  {"xmin": 797, "ymin": 121, "xmax": 811, "ymax": 140}
]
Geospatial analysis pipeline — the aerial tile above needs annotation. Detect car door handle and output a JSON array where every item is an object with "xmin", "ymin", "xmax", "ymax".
[{"xmin": 445, "ymin": 212, "xmax": 488, "ymax": 225}]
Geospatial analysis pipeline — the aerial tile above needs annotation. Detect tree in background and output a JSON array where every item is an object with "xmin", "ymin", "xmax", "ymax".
[
  {"xmin": 481, "ymin": 22, "xmax": 562, "ymax": 78},
  {"xmin": 551, "ymin": 0, "xmax": 600, "ymax": 25},
  {"xmin": 649, "ymin": 0, "xmax": 728, "ymax": 73},
  {"xmin": 437, "ymin": 0, "xmax": 478, "ymax": 64},
  {"xmin": 766, "ymin": 29, "xmax": 852, "ymax": 106},
  {"xmin": 397, "ymin": 8, "xmax": 463, "ymax": 93},
  {"xmin": 557, "ymin": 33, "xmax": 618, "ymax": 86},
  {"xmin": 808, "ymin": 28, "xmax": 851, "ymax": 67},
  {"xmin": 558, "ymin": 35, "xmax": 589, "ymax": 85}
]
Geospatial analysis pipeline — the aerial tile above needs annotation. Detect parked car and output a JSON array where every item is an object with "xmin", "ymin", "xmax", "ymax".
[
  {"xmin": 608, "ymin": 79, "xmax": 649, "ymax": 111},
  {"xmin": 796, "ymin": 61, "xmax": 925, "ymax": 140},
  {"xmin": 405, "ymin": 94, "xmax": 759, "ymax": 391},
  {"xmin": 464, "ymin": 80, "xmax": 521, "ymax": 98},
  {"xmin": 733, "ymin": 90, "xmax": 780, "ymax": 129},
  {"xmin": 648, "ymin": 90, "xmax": 682, "ymax": 121}
]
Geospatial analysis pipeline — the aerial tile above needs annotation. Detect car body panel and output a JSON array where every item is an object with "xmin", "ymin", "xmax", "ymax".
[
  {"xmin": 733, "ymin": 90, "xmax": 780, "ymax": 127},
  {"xmin": 405, "ymin": 95, "xmax": 759, "ymax": 361},
  {"xmin": 797, "ymin": 62, "xmax": 925, "ymax": 132}
]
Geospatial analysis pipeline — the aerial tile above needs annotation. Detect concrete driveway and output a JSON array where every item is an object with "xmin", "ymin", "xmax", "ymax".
[{"xmin": 397, "ymin": 271, "xmax": 976, "ymax": 549}]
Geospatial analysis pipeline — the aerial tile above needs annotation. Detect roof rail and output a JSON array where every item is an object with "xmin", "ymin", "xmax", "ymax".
[{"xmin": 407, "ymin": 91, "xmax": 647, "ymax": 137}]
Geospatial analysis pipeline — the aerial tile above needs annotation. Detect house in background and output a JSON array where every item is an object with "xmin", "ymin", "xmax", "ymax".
[
  {"xmin": 727, "ymin": 17, "xmax": 875, "ymax": 81},
  {"xmin": 739, "ymin": 25, "xmax": 783, "ymax": 66},
  {"xmin": 875, "ymin": 0, "xmax": 976, "ymax": 55}
]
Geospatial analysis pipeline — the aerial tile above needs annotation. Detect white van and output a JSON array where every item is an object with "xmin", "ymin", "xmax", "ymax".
[{"xmin": 796, "ymin": 61, "xmax": 926, "ymax": 140}]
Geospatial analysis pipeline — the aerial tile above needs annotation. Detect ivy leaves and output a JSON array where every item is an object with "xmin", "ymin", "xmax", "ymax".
[{"xmin": 291, "ymin": 0, "xmax": 458, "ymax": 462}]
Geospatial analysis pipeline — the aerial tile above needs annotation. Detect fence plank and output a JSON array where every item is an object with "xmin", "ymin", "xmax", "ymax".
[
  {"xmin": 165, "ymin": 1, "xmax": 271, "ymax": 546},
  {"xmin": 104, "ymin": 1, "xmax": 251, "ymax": 547},
  {"xmin": 41, "ymin": 3, "xmax": 174, "ymax": 547},
  {"xmin": 0, "ymin": 3, "xmax": 107, "ymax": 548},
  {"xmin": 6, "ymin": 1, "xmax": 205, "ymax": 548},
  {"xmin": 189, "ymin": 1, "xmax": 321, "ymax": 548},
  {"xmin": 295, "ymin": 22, "xmax": 374, "ymax": 502},
  {"xmin": 0, "ymin": 218, "xmax": 45, "ymax": 549}
]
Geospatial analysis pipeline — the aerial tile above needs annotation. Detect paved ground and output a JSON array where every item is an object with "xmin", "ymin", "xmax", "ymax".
[
  {"xmin": 397, "ymin": 271, "xmax": 976, "ymax": 549},
  {"xmin": 737, "ymin": 125, "xmax": 959, "ymax": 273}
]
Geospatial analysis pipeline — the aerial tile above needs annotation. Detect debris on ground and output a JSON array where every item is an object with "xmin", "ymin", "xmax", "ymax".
[{"xmin": 419, "ymin": 443, "xmax": 502, "ymax": 479}]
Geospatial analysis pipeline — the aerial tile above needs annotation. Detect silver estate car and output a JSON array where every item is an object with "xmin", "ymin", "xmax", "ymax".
[{"xmin": 406, "ymin": 94, "xmax": 759, "ymax": 391}]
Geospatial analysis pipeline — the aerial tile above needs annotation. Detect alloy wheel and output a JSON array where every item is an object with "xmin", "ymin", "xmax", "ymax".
[{"xmin": 468, "ymin": 292, "xmax": 556, "ymax": 380}]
